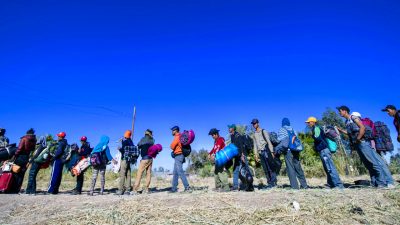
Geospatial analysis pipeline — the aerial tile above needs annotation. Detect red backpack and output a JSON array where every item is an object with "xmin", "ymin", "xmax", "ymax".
[{"xmin": 361, "ymin": 118, "xmax": 377, "ymax": 137}]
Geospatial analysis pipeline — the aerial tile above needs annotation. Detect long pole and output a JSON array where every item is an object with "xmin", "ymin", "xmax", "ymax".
[{"xmin": 131, "ymin": 106, "xmax": 136, "ymax": 140}]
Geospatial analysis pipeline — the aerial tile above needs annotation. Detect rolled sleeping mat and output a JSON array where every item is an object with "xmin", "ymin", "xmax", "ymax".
[{"xmin": 215, "ymin": 144, "xmax": 239, "ymax": 168}]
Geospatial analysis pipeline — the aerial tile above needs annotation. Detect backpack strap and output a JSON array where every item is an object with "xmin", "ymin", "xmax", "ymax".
[{"xmin": 261, "ymin": 129, "xmax": 268, "ymax": 143}]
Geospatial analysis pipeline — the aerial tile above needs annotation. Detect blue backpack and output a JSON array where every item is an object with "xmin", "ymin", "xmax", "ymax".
[{"xmin": 286, "ymin": 129, "xmax": 303, "ymax": 152}]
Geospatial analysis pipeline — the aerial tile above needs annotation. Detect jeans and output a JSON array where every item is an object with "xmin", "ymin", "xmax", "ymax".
[
  {"xmin": 356, "ymin": 141, "xmax": 386, "ymax": 187},
  {"xmin": 233, "ymin": 156, "xmax": 250, "ymax": 189},
  {"xmin": 48, "ymin": 159, "xmax": 64, "ymax": 194},
  {"xmin": 26, "ymin": 162, "xmax": 41, "ymax": 194},
  {"xmin": 90, "ymin": 166, "xmax": 106, "ymax": 193},
  {"xmin": 119, "ymin": 160, "xmax": 132, "ymax": 192},
  {"xmin": 133, "ymin": 159, "xmax": 153, "ymax": 192},
  {"xmin": 319, "ymin": 148, "xmax": 343, "ymax": 188},
  {"xmin": 171, "ymin": 154, "xmax": 189, "ymax": 191},
  {"xmin": 284, "ymin": 151, "xmax": 308, "ymax": 189},
  {"xmin": 375, "ymin": 154, "xmax": 394, "ymax": 185},
  {"xmin": 259, "ymin": 150, "xmax": 278, "ymax": 186}
]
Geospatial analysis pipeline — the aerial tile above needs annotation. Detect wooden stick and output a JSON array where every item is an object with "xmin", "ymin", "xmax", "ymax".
[{"xmin": 131, "ymin": 106, "xmax": 136, "ymax": 140}]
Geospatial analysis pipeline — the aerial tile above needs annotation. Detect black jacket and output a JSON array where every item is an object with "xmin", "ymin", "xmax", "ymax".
[{"xmin": 138, "ymin": 135, "xmax": 155, "ymax": 160}]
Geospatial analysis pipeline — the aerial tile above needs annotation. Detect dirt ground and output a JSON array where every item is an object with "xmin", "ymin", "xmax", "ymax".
[{"xmin": 0, "ymin": 175, "xmax": 400, "ymax": 225}]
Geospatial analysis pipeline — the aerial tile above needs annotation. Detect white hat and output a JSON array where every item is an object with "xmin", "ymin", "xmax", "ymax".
[{"xmin": 351, "ymin": 112, "xmax": 362, "ymax": 118}]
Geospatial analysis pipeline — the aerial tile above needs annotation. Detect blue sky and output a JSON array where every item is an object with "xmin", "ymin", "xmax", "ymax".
[{"xmin": 1, "ymin": 0, "xmax": 399, "ymax": 170}]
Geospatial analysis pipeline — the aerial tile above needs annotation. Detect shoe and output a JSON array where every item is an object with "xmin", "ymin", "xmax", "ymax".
[
  {"xmin": 387, "ymin": 184, "xmax": 396, "ymax": 189},
  {"xmin": 88, "ymin": 191, "xmax": 94, "ymax": 196},
  {"xmin": 71, "ymin": 190, "xmax": 81, "ymax": 195},
  {"xmin": 114, "ymin": 191, "xmax": 124, "ymax": 196},
  {"xmin": 169, "ymin": 189, "xmax": 178, "ymax": 194},
  {"xmin": 129, "ymin": 191, "xmax": 140, "ymax": 196},
  {"xmin": 183, "ymin": 187, "xmax": 193, "ymax": 193},
  {"xmin": 142, "ymin": 189, "xmax": 150, "ymax": 194},
  {"xmin": 261, "ymin": 185, "xmax": 276, "ymax": 191},
  {"xmin": 212, "ymin": 188, "xmax": 221, "ymax": 192},
  {"xmin": 230, "ymin": 187, "xmax": 239, "ymax": 192}
]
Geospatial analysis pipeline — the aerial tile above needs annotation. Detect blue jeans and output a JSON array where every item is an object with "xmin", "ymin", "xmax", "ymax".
[
  {"xmin": 356, "ymin": 141, "xmax": 386, "ymax": 187},
  {"xmin": 172, "ymin": 154, "xmax": 189, "ymax": 191},
  {"xmin": 376, "ymin": 154, "xmax": 394, "ymax": 185},
  {"xmin": 319, "ymin": 148, "xmax": 343, "ymax": 188}
]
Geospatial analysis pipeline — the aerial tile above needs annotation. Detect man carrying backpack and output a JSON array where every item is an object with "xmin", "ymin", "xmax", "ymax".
[
  {"xmin": 228, "ymin": 124, "xmax": 249, "ymax": 191},
  {"xmin": 336, "ymin": 106, "xmax": 391, "ymax": 188},
  {"xmin": 170, "ymin": 126, "xmax": 191, "ymax": 193},
  {"xmin": 72, "ymin": 136, "xmax": 92, "ymax": 195},
  {"xmin": 48, "ymin": 132, "xmax": 68, "ymax": 195},
  {"xmin": 26, "ymin": 135, "xmax": 48, "ymax": 195},
  {"xmin": 208, "ymin": 128, "xmax": 230, "ymax": 192},
  {"xmin": 131, "ymin": 129, "xmax": 155, "ymax": 195},
  {"xmin": 9, "ymin": 128, "xmax": 37, "ymax": 193},
  {"xmin": 0, "ymin": 128, "xmax": 9, "ymax": 148},
  {"xmin": 116, "ymin": 130, "xmax": 136, "ymax": 195},
  {"xmin": 382, "ymin": 105, "xmax": 400, "ymax": 143},
  {"xmin": 306, "ymin": 117, "xmax": 344, "ymax": 189},
  {"xmin": 251, "ymin": 119, "xmax": 278, "ymax": 189},
  {"xmin": 277, "ymin": 118, "xmax": 308, "ymax": 189}
]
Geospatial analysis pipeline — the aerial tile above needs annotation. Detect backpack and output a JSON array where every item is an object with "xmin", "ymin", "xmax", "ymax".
[
  {"xmin": 361, "ymin": 118, "xmax": 377, "ymax": 137},
  {"xmin": 321, "ymin": 126, "xmax": 339, "ymax": 153},
  {"xmin": 239, "ymin": 162, "xmax": 254, "ymax": 192},
  {"xmin": 374, "ymin": 121, "xmax": 394, "ymax": 152},
  {"xmin": 180, "ymin": 130, "xmax": 195, "ymax": 146},
  {"xmin": 90, "ymin": 152, "xmax": 106, "ymax": 167},
  {"xmin": 61, "ymin": 145, "xmax": 72, "ymax": 164},
  {"xmin": 348, "ymin": 116, "xmax": 374, "ymax": 141},
  {"xmin": 148, "ymin": 144, "xmax": 163, "ymax": 158},
  {"xmin": 285, "ymin": 128, "xmax": 303, "ymax": 152},
  {"xmin": 34, "ymin": 141, "xmax": 57, "ymax": 164},
  {"xmin": 242, "ymin": 134, "xmax": 254, "ymax": 154},
  {"xmin": 123, "ymin": 145, "xmax": 139, "ymax": 163},
  {"xmin": 268, "ymin": 132, "xmax": 280, "ymax": 147},
  {"xmin": 182, "ymin": 145, "xmax": 192, "ymax": 157}
]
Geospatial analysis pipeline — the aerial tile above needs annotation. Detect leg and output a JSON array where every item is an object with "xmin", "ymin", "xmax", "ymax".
[
  {"xmin": 291, "ymin": 151, "xmax": 308, "ymax": 189},
  {"xmin": 177, "ymin": 155, "xmax": 190, "ymax": 189},
  {"xmin": 284, "ymin": 151, "xmax": 299, "ymax": 189},
  {"xmin": 54, "ymin": 162, "xmax": 64, "ymax": 194},
  {"xmin": 133, "ymin": 160, "xmax": 146, "ymax": 192},
  {"xmin": 259, "ymin": 152, "xmax": 270, "ymax": 183},
  {"xmin": 76, "ymin": 172, "xmax": 84, "ymax": 193},
  {"xmin": 214, "ymin": 166, "xmax": 223, "ymax": 189},
  {"xmin": 373, "ymin": 150, "xmax": 394, "ymax": 185},
  {"xmin": 171, "ymin": 157, "xmax": 179, "ymax": 191},
  {"xmin": 90, "ymin": 168, "xmax": 99, "ymax": 192},
  {"xmin": 320, "ymin": 149, "xmax": 343, "ymax": 188},
  {"xmin": 357, "ymin": 142, "xmax": 386, "ymax": 187},
  {"xmin": 26, "ymin": 162, "xmax": 40, "ymax": 194},
  {"xmin": 119, "ymin": 160, "xmax": 128, "ymax": 192},
  {"xmin": 145, "ymin": 160, "xmax": 153, "ymax": 191},
  {"xmin": 126, "ymin": 163, "xmax": 132, "ymax": 191},
  {"xmin": 232, "ymin": 158, "xmax": 240, "ymax": 190},
  {"xmin": 100, "ymin": 167, "xmax": 106, "ymax": 193},
  {"xmin": 219, "ymin": 170, "xmax": 230, "ymax": 191},
  {"xmin": 48, "ymin": 159, "xmax": 62, "ymax": 194}
]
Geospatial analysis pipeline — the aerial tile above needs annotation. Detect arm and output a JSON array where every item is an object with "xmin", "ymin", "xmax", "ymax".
[
  {"xmin": 170, "ymin": 136, "xmax": 180, "ymax": 151},
  {"xmin": 105, "ymin": 147, "xmax": 113, "ymax": 161},
  {"xmin": 263, "ymin": 130, "xmax": 274, "ymax": 153},
  {"xmin": 354, "ymin": 118, "xmax": 366, "ymax": 141},
  {"xmin": 252, "ymin": 137, "xmax": 260, "ymax": 161},
  {"xmin": 54, "ymin": 142, "xmax": 65, "ymax": 158},
  {"xmin": 14, "ymin": 138, "xmax": 26, "ymax": 158}
]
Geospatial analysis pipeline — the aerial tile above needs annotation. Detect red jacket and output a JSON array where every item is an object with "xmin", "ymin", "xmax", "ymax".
[
  {"xmin": 209, "ymin": 137, "xmax": 225, "ymax": 155},
  {"xmin": 15, "ymin": 134, "xmax": 37, "ymax": 157}
]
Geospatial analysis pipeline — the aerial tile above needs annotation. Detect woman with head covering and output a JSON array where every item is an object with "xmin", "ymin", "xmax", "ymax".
[{"xmin": 88, "ymin": 135, "xmax": 114, "ymax": 196}]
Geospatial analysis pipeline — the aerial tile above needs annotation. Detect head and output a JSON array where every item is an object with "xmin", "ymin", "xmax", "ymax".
[
  {"xmin": 305, "ymin": 117, "xmax": 317, "ymax": 128},
  {"xmin": 56, "ymin": 132, "xmax": 66, "ymax": 140},
  {"xmin": 251, "ymin": 119, "xmax": 260, "ymax": 130},
  {"xmin": 382, "ymin": 105, "xmax": 397, "ymax": 117},
  {"xmin": 80, "ymin": 136, "xmax": 88, "ymax": 144},
  {"xmin": 228, "ymin": 124, "xmax": 236, "ymax": 135},
  {"xmin": 282, "ymin": 118, "xmax": 290, "ymax": 127},
  {"xmin": 124, "ymin": 130, "xmax": 132, "ymax": 139},
  {"xmin": 145, "ymin": 129, "xmax": 153, "ymax": 137},
  {"xmin": 0, "ymin": 128, "xmax": 5, "ymax": 136},
  {"xmin": 336, "ymin": 106, "xmax": 350, "ymax": 118},
  {"xmin": 99, "ymin": 135, "xmax": 110, "ymax": 145},
  {"xmin": 208, "ymin": 128, "xmax": 220, "ymax": 140},
  {"xmin": 171, "ymin": 126, "xmax": 180, "ymax": 136},
  {"xmin": 26, "ymin": 128, "xmax": 35, "ymax": 135}
]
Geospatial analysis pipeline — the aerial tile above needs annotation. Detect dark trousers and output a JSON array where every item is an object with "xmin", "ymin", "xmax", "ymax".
[
  {"xmin": 48, "ymin": 159, "xmax": 64, "ymax": 194},
  {"xmin": 284, "ymin": 151, "xmax": 308, "ymax": 189},
  {"xmin": 76, "ymin": 172, "xmax": 85, "ymax": 193},
  {"xmin": 26, "ymin": 162, "xmax": 41, "ymax": 194},
  {"xmin": 13, "ymin": 155, "xmax": 29, "ymax": 193},
  {"xmin": 259, "ymin": 150, "xmax": 277, "ymax": 186}
]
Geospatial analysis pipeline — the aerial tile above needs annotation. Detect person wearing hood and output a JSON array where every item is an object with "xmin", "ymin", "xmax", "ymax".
[
  {"xmin": 48, "ymin": 132, "xmax": 68, "ymax": 194},
  {"xmin": 277, "ymin": 118, "xmax": 308, "ymax": 189},
  {"xmin": 10, "ymin": 128, "xmax": 37, "ymax": 193},
  {"xmin": 89, "ymin": 135, "xmax": 113, "ymax": 196},
  {"xmin": 131, "ymin": 129, "xmax": 155, "ymax": 195},
  {"xmin": 26, "ymin": 135, "xmax": 48, "ymax": 195},
  {"xmin": 0, "ymin": 128, "xmax": 9, "ymax": 148}
]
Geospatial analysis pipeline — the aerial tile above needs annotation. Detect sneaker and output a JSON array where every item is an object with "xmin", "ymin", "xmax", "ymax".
[
  {"xmin": 387, "ymin": 184, "xmax": 396, "ymax": 189},
  {"xmin": 114, "ymin": 191, "xmax": 124, "ymax": 196},
  {"xmin": 129, "ymin": 191, "xmax": 140, "ymax": 196},
  {"xmin": 88, "ymin": 191, "xmax": 94, "ymax": 196},
  {"xmin": 169, "ymin": 189, "xmax": 178, "ymax": 194},
  {"xmin": 183, "ymin": 187, "xmax": 193, "ymax": 193},
  {"xmin": 71, "ymin": 190, "xmax": 81, "ymax": 195}
]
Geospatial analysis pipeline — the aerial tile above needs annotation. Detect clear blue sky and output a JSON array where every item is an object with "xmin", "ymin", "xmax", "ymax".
[{"xmin": 1, "ymin": 0, "xmax": 399, "ymax": 170}]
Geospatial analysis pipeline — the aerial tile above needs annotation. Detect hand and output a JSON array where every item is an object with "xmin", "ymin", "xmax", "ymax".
[
  {"xmin": 255, "ymin": 156, "xmax": 260, "ymax": 163},
  {"xmin": 271, "ymin": 152, "xmax": 275, "ymax": 159},
  {"xmin": 112, "ymin": 159, "xmax": 117, "ymax": 164}
]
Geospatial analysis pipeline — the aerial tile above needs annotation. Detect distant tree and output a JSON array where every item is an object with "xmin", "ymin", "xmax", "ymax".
[
  {"xmin": 320, "ymin": 107, "xmax": 345, "ymax": 128},
  {"xmin": 158, "ymin": 167, "xmax": 164, "ymax": 173}
]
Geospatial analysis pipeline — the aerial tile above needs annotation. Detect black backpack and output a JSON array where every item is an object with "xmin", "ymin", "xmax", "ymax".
[
  {"xmin": 239, "ymin": 162, "xmax": 254, "ymax": 192},
  {"xmin": 182, "ymin": 145, "xmax": 192, "ymax": 157}
]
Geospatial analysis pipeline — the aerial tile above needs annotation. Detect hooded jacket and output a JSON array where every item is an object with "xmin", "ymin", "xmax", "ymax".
[
  {"xmin": 92, "ymin": 135, "xmax": 113, "ymax": 161},
  {"xmin": 138, "ymin": 135, "xmax": 155, "ymax": 160},
  {"xmin": 15, "ymin": 134, "xmax": 37, "ymax": 157}
]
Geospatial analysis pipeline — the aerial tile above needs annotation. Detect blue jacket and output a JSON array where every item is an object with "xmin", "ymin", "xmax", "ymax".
[{"xmin": 54, "ymin": 139, "xmax": 68, "ymax": 159}]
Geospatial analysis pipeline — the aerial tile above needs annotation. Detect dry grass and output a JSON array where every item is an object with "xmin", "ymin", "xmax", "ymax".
[{"xmin": 0, "ymin": 173, "xmax": 399, "ymax": 225}]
